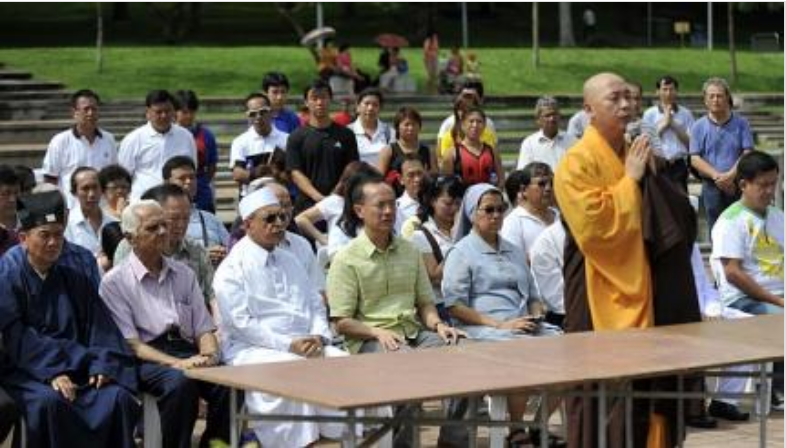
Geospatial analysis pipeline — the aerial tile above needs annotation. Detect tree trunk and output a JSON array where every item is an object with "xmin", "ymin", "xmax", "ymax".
[
  {"xmin": 559, "ymin": 2, "xmax": 576, "ymax": 47},
  {"xmin": 533, "ymin": 2, "xmax": 540, "ymax": 69},
  {"xmin": 728, "ymin": 3, "xmax": 738, "ymax": 85},
  {"xmin": 96, "ymin": 3, "xmax": 104, "ymax": 73}
]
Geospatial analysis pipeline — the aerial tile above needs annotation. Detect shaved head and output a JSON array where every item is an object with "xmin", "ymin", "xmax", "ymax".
[{"xmin": 582, "ymin": 72, "xmax": 631, "ymax": 150}]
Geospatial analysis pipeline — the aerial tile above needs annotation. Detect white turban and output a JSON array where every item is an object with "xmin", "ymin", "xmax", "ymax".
[{"xmin": 238, "ymin": 186, "xmax": 280, "ymax": 220}]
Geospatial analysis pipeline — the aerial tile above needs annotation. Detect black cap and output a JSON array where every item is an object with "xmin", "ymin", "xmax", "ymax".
[{"xmin": 17, "ymin": 191, "xmax": 66, "ymax": 231}]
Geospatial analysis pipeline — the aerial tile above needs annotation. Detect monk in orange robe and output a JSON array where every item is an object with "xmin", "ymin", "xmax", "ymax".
[{"xmin": 555, "ymin": 73, "xmax": 672, "ymax": 448}]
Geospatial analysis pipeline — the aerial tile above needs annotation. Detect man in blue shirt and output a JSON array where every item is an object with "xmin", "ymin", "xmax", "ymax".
[
  {"xmin": 689, "ymin": 77, "xmax": 754, "ymax": 237},
  {"xmin": 262, "ymin": 72, "xmax": 301, "ymax": 134}
]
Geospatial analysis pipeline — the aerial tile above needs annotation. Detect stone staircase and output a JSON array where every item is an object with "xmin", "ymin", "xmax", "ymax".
[{"xmin": 0, "ymin": 64, "xmax": 782, "ymax": 237}]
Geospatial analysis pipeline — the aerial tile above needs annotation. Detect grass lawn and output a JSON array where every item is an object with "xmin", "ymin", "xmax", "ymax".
[{"xmin": 0, "ymin": 46, "xmax": 781, "ymax": 100}]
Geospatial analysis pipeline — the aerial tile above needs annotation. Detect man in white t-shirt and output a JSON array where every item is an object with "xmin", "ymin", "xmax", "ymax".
[
  {"xmin": 517, "ymin": 96, "xmax": 575, "ymax": 171},
  {"xmin": 42, "ymin": 89, "xmax": 117, "ymax": 209},
  {"xmin": 118, "ymin": 90, "xmax": 197, "ymax": 200},
  {"xmin": 229, "ymin": 93, "xmax": 289, "ymax": 198},
  {"xmin": 395, "ymin": 157, "xmax": 425, "ymax": 222},
  {"xmin": 710, "ymin": 150, "xmax": 783, "ymax": 408}
]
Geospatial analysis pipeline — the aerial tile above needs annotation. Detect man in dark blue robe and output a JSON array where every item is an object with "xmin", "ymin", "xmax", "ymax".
[{"xmin": 0, "ymin": 191, "xmax": 140, "ymax": 448}]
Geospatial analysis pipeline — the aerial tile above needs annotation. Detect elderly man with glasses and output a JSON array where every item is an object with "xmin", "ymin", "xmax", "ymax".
[{"xmin": 229, "ymin": 92, "xmax": 290, "ymax": 198}]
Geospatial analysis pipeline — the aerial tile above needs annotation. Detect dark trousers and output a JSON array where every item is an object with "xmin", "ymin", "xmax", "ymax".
[
  {"xmin": 0, "ymin": 386, "xmax": 18, "ymax": 446},
  {"xmin": 701, "ymin": 180, "xmax": 739, "ymax": 240},
  {"xmin": 140, "ymin": 336, "xmax": 231, "ymax": 448}
]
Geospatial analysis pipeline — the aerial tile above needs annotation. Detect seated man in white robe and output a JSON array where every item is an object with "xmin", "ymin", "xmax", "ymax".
[{"xmin": 213, "ymin": 186, "xmax": 354, "ymax": 447}]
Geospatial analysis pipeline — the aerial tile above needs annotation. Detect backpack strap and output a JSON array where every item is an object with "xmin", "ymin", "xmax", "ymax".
[{"xmin": 416, "ymin": 222, "xmax": 444, "ymax": 264}]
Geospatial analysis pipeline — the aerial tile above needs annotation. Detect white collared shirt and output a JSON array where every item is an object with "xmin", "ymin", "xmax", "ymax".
[
  {"xmin": 350, "ymin": 119, "xmax": 394, "ymax": 166},
  {"xmin": 64, "ymin": 205, "xmax": 117, "ymax": 256},
  {"xmin": 119, "ymin": 122, "xmax": 197, "ymax": 200},
  {"xmin": 516, "ymin": 129, "xmax": 575, "ymax": 170},
  {"xmin": 529, "ymin": 221, "xmax": 566, "ymax": 314},
  {"xmin": 228, "ymin": 126, "xmax": 289, "ymax": 169},
  {"xmin": 213, "ymin": 236, "xmax": 331, "ymax": 361},
  {"xmin": 42, "ymin": 127, "xmax": 117, "ymax": 209},
  {"xmin": 279, "ymin": 231, "xmax": 325, "ymax": 292},
  {"xmin": 499, "ymin": 206, "xmax": 560, "ymax": 257},
  {"xmin": 396, "ymin": 191, "xmax": 420, "ymax": 222},
  {"xmin": 642, "ymin": 104, "xmax": 695, "ymax": 160}
]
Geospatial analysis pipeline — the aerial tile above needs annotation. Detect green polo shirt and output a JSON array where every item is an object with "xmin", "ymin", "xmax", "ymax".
[{"xmin": 327, "ymin": 231, "xmax": 435, "ymax": 353}]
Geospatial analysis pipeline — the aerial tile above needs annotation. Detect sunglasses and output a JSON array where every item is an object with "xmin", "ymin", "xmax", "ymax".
[
  {"xmin": 478, "ymin": 204, "xmax": 508, "ymax": 215},
  {"xmin": 247, "ymin": 108, "xmax": 271, "ymax": 119},
  {"xmin": 258, "ymin": 211, "xmax": 288, "ymax": 224}
]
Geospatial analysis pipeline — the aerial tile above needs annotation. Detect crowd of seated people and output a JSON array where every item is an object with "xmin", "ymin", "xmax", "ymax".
[{"xmin": 0, "ymin": 69, "xmax": 780, "ymax": 448}]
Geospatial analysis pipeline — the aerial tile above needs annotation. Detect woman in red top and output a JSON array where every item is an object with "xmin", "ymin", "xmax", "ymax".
[{"xmin": 441, "ymin": 107, "xmax": 504, "ymax": 188}]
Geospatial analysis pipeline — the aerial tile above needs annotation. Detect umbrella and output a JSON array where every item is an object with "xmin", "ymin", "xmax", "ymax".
[
  {"xmin": 300, "ymin": 26, "xmax": 336, "ymax": 46},
  {"xmin": 375, "ymin": 33, "xmax": 409, "ymax": 48}
]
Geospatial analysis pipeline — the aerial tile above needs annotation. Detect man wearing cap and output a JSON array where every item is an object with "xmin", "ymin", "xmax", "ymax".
[
  {"xmin": 229, "ymin": 92, "xmax": 290, "ymax": 198},
  {"xmin": 0, "ymin": 190, "xmax": 140, "ymax": 448},
  {"xmin": 100, "ymin": 199, "xmax": 229, "ymax": 448},
  {"xmin": 214, "ymin": 186, "xmax": 352, "ymax": 447}
]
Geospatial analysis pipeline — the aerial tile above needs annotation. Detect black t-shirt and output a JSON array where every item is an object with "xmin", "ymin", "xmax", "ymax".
[{"xmin": 286, "ymin": 122, "xmax": 359, "ymax": 211}]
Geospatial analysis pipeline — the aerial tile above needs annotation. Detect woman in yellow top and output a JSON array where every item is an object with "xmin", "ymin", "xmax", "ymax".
[{"xmin": 437, "ymin": 93, "xmax": 498, "ymax": 163}]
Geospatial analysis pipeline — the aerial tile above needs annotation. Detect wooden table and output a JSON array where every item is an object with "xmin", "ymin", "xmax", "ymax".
[{"xmin": 187, "ymin": 315, "xmax": 783, "ymax": 448}]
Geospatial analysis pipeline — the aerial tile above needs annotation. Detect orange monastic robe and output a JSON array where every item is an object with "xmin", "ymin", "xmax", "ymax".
[{"xmin": 554, "ymin": 125, "xmax": 653, "ymax": 330}]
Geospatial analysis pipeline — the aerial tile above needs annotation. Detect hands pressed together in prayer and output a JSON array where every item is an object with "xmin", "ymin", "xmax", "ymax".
[
  {"xmin": 626, "ymin": 134, "xmax": 654, "ymax": 181},
  {"xmin": 51, "ymin": 373, "xmax": 113, "ymax": 401}
]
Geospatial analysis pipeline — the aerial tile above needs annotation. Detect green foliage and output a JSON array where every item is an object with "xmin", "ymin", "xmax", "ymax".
[{"xmin": 0, "ymin": 46, "xmax": 780, "ymax": 100}]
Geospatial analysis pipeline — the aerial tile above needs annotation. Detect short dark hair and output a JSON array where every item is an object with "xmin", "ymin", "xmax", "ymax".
[
  {"xmin": 145, "ymin": 90, "xmax": 175, "ymax": 108},
  {"xmin": 0, "ymin": 165, "xmax": 20, "ymax": 189},
  {"xmin": 13, "ymin": 165, "xmax": 36, "ymax": 194},
  {"xmin": 162, "ymin": 156, "xmax": 196, "ymax": 180},
  {"xmin": 393, "ymin": 106, "xmax": 422, "ymax": 133},
  {"xmin": 173, "ymin": 90, "xmax": 200, "ymax": 111},
  {"xmin": 416, "ymin": 175, "xmax": 465, "ymax": 222},
  {"xmin": 303, "ymin": 79, "xmax": 333, "ymax": 100},
  {"xmin": 262, "ymin": 72, "xmax": 291, "ymax": 92},
  {"xmin": 356, "ymin": 87, "xmax": 383, "ymax": 107},
  {"xmin": 245, "ymin": 92, "xmax": 270, "ymax": 107},
  {"xmin": 98, "ymin": 164, "xmax": 132, "ymax": 191},
  {"xmin": 70, "ymin": 166, "xmax": 99, "ymax": 194},
  {"xmin": 461, "ymin": 79, "xmax": 485, "ymax": 100},
  {"xmin": 504, "ymin": 163, "xmax": 552, "ymax": 204},
  {"xmin": 141, "ymin": 183, "xmax": 190, "ymax": 205},
  {"xmin": 338, "ymin": 168, "xmax": 385, "ymax": 238},
  {"xmin": 656, "ymin": 75, "xmax": 679, "ymax": 90},
  {"xmin": 736, "ymin": 151, "xmax": 779, "ymax": 184},
  {"xmin": 70, "ymin": 89, "xmax": 101, "ymax": 108}
]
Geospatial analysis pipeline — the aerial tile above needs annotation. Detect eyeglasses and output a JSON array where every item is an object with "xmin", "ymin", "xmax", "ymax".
[
  {"xmin": 258, "ymin": 211, "xmax": 288, "ymax": 224},
  {"xmin": 247, "ymin": 108, "xmax": 271, "ymax": 119},
  {"xmin": 478, "ymin": 204, "xmax": 508, "ymax": 215}
]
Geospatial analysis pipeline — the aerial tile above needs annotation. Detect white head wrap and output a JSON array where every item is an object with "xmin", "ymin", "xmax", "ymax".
[{"xmin": 238, "ymin": 186, "xmax": 280, "ymax": 220}]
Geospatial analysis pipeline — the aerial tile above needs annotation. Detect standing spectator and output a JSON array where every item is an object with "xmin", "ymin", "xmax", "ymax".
[
  {"xmin": 0, "ymin": 165, "xmax": 21, "ymax": 255},
  {"xmin": 350, "ymin": 88, "xmax": 395, "ymax": 166},
  {"xmin": 625, "ymin": 81, "xmax": 663, "ymax": 157},
  {"xmin": 501, "ymin": 164, "xmax": 558, "ymax": 258},
  {"xmin": 262, "ymin": 71, "xmax": 301, "ymax": 134},
  {"xmin": 423, "ymin": 30, "xmax": 440, "ymax": 93},
  {"xmin": 100, "ymin": 200, "xmax": 230, "ymax": 448},
  {"xmin": 174, "ymin": 90, "xmax": 218, "ymax": 213},
  {"xmin": 229, "ymin": 93, "xmax": 289, "ymax": 198},
  {"xmin": 119, "ymin": 90, "xmax": 197, "ymax": 200},
  {"xmin": 441, "ymin": 107, "xmax": 505, "ymax": 188},
  {"xmin": 42, "ymin": 89, "xmax": 117, "ymax": 209},
  {"xmin": 582, "ymin": 8, "xmax": 597, "ymax": 45},
  {"xmin": 286, "ymin": 79, "xmax": 359, "ymax": 214},
  {"xmin": 517, "ymin": 96, "xmax": 575, "ymax": 171},
  {"xmin": 436, "ymin": 81, "xmax": 498, "ymax": 161},
  {"xmin": 98, "ymin": 164, "xmax": 132, "ymax": 220},
  {"xmin": 690, "ymin": 77, "xmax": 754, "ymax": 235},
  {"xmin": 566, "ymin": 109, "xmax": 589, "ymax": 141},
  {"xmin": 65, "ymin": 167, "xmax": 117, "ymax": 258},
  {"xmin": 643, "ymin": 75, "xmax": 695, "ymax": 192},
  {"xmin": 378, "ymin": 106, "xmax": 438, "ymax": 195}
]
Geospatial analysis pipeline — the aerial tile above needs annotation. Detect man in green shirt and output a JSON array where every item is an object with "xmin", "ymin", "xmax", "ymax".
[{"xmin": 327, "ymin": 174, "xmax": 467, "ymax": 447}]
